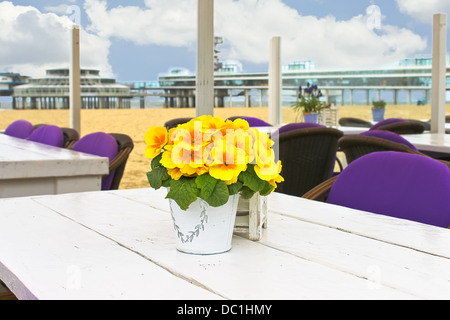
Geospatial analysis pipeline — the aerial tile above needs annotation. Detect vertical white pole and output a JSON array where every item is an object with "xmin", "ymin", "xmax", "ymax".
[
  {"xmin": 431, "ymin": 13, "xmax": 447, "ymax": 134},
  {"xmin": 196, "ymin": 0, "xmax": 215, "ymax": 117},
  {"xmin": 70, "ymin": 25, "xmax": 81, "ymax": 134},
  {"xmin": 269, "ymin": 36, "xmax": 282, "ymax": 126}
]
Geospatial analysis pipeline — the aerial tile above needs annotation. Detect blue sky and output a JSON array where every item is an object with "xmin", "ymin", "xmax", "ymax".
[{"xmin": 1, "ymin": 0, "xmax": 449, "ymax": 81}]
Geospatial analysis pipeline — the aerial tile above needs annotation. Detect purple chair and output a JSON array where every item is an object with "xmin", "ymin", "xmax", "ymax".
[
  {"xmin": 277, "ymin": 122, "xmax": 324, "ymax": 135},
  {"xmin": 226, "ymin": 116, "xmax": 271, "ymax": 127},
  {"xmin": 305, "ymin": 151, "xmax": 450, "ymax": 228},
  {"xmin": 370, "ymin": 118, "xmax": 424, "ymax": 134},
  {"xmin": 4, "ymin": 120, "xmax": 33, "ymax": 139},
  {"xmin": 359, "ymin": 130, "xmax": 418, "ymax": 150},
  {"xmin": 72, "ymin": 132, "xmax": 119, "ymax": 190},
  {"xmin": 28, "ymin": 125, "xmax": 64, "ymax": 147},
  {"xmin": 370, "ymin": 118, "xmax": 406, "ymax": 130}
]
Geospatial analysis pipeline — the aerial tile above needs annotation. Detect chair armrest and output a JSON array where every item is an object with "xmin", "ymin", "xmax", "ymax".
[
  {"xmin": 302, "ymin": 175, "xmax": 338, "ymax": 201},
  {"xmin": 109, "ymin": 147, "xmax": 132, "ymax": 172}
]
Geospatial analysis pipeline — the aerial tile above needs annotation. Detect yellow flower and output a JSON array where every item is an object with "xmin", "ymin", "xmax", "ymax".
[
  {"xmin": 145, "ymin": 126, "xmax": 168, "ymax": 159},
  {"xmin": 209, "ymin": 162, "xmax": 247, "ymax": 182},
  {"xmin": 255, "ymin": 159, "xmax": 283, "ymax": 182}
]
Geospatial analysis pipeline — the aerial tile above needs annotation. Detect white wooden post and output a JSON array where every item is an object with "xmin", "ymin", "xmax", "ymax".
[
  {"xmin": 70, "ymin": 25, "xmax": 81, "ymax": 134},
  {"xmin": 269, "ymin": 37, "xmax": 282, "ymax": 126},
  {"xmin": 431, "ymin": 13, "xmax": 447, "ymax": 134},
  {"xmin": 196, "ymin": 0, "xmax": 215, "ymax": 117}
]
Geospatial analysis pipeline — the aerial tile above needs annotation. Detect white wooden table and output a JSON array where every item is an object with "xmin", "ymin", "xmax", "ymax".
[
  {"xmin": 1, "ymin": 188, "xmax": 450, "ymax": 300},
  {"xmin": 0, "ymin": 134, "xmax": 109, "ymax": 198},
  {"xmin": 402, "ymin": 133, "xmax": 450, "ymax": 154}
]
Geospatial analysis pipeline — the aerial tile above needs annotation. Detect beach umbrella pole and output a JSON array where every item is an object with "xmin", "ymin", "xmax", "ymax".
[
  {"xmin": 269, "ymin": 36, "xmax": 282, "ymax": 126},
  {"xmin": 431, "ymin": 13, "xmax": 447, "ymax": 134},
  {"xmin": 196, "ymin": 0, "xmax": 215, "ymax": 117},
  {"xmin": 70, "ymin": 25, "xmax": 81, "ymax": 134}
]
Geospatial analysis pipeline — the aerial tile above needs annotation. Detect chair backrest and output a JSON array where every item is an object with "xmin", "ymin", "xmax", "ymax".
[
  {"xmin": 370, "ymin": 118, "xmax": 424, "ymax": 134},
  {"xmin": 277, "ymin": 122, "xmax": 324, "ymax": 135},
  {"xmin": 28, "ymin": 125, "xmax": 64, "ymax": 147},
  {"xmin": 359, "ymin": 130, "xmax": 418, "ymax": 150},
  {"xmin": 273, "ymin": 126, "xmax": 343, "ymax": 197},
  {"xmin": 4, "ymin": 120, "xmax": 33, "ymax": 139},
  {"xmin": 326, "ymin": 151, "xmax": 450, "ymax": 228},
  {"xmin": 338, "ymin": 134, "xmax": 423, "ymax": 165},
  {"xmin": 72, "ymin": 132, "xmax": 119, "ymax": 190},
  {"xmin": 108, "ymin": 133, "xmax": 134, "ymax": 190},
  {"xmin": 338, "ymin": 117, "xmax": 372, "ymax": 128},
  {"xmin": 226, "ymin": 116, "xmax": 271, "ymax": 127},
  {"xmin": 33, "ymin": 124, "xmax": 79, "ymax": 148},
  {"xmin": 164, "ymin": 117, "xmax": 193, "ymax": 130},
  {"xmin": 370, "ymin": 118, "xmax": 406, "ymax": 130},
  {"xmin": 72, "ymin": 132, "xmax": 134, "ymax": 190}
]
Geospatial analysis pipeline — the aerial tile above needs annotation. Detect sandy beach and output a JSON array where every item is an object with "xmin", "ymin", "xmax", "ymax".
[{"xmin": 1, "ymin": 104, "xmax": 448, "ymax": 190}]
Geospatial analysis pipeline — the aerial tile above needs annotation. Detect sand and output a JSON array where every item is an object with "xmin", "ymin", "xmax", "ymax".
[{"xmin": 1, "ymin": 104, "xmax": 448, "ymax": 190}]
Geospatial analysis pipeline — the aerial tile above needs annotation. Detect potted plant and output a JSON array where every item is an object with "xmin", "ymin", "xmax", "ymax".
[
  {"xmin": 292, "ymin": 83, "xmax": 328, "ymax": 123},
  {"xmin": 145, "ymin": 115, "xmax": 283, "ymax": 255},
  {"xmin": 372, "ymin": 100, "xmax": 386, "ymax": 122}
]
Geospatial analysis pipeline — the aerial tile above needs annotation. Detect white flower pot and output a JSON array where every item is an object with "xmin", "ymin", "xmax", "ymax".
[{"xmin": 168, "ymin": 194, "xmax": 240, "ymax": 255}]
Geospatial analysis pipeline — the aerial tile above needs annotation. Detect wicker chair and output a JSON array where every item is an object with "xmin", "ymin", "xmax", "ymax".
[
  {"xmin": 370, "ymin": 118, "xmax": 425, "ymax": 134},
  {"xmin": 109, "ymin": 133, "xmax": 134, "ymax": 190},
  {"xmin": 226, "ymin": 116, "xmax": 271, "ymax": 127},
  {"xmin": 164, "ymin": 117, "xmax": 193, "ymax": 130},
  {"xmin": 71, "ymin": 132, "xmax": 134, "ymax": 190},
  {"xmin": 273, "ymin": 126, "xmax": 343, "ymax": 197},
  {"xmin": 33, "ymin": 124, "xmax": 79, "ymax": 148},
  {"xmin": 338, "ymin": 117, "xmax": 372, "ymax": 128},
  {"xmin": 303, "ymin": 151, "xmax": 450, "ymax": 229},
  {"xmin": 338, "ymin": 134, "xmax": 426, "ymax": 165}
]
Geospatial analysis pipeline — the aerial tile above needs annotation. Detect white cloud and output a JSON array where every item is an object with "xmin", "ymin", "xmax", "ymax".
[
  {"xmin": 83, "ymin": 0, "xmax": 427, "ymax": 71},
  {"xmin": 0, "ymin": 1, "xmax": 113, "ymax": 78},
  {"xmin": 396, "ymin": 0, "xmax": 450, "ymax": 24},
  {"xmin": 215, "ymin": 0, "xmax": 427, "ymax": 69},
  {"xmin": 84, "ymin": 0, "xmax": 197, "ymax": 47}
]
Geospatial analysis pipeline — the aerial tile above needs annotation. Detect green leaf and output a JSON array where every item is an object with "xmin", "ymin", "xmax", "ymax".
[
  {"xmin": 167, "ymin": 178, "xmax": 198, "ymax": 210},
  {"xmin": 240, "ymin": 186, "xmax": 256, "ymax": 200},
  {"xmin": 195, "ymin": 174, "xmax": 218, "ymax": 200},
  {"xmin": 238, "ymin": 164, "xmax": 266, "ymax": 192},
  {"xmin": 228, "ymin": 181, "xmax": 243, "ymax": 195},
  {"xmin": 203, "ymin": 180, "xmax": 229, "ymax": 207},
  {"xmin": 147, "ymin": 166, "xmax": 169, "ymax": 189},
  {"xmin": 259, "ymin": 181, "xmax": 275, "ymax": 196},
  {"xmin": 151, "ymin": 153, "xmax": 163, "ymax": 169}
]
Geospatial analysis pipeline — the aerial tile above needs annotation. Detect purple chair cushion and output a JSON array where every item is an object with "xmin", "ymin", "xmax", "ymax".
[
  {"xmin": 239, "ymin": 117, "xmax": 271, "ymax": 127},
  {"xmin": 28, "ymin": 125, "xmax": 64, "ymax": 147},
  {"xmin": 72, "ymin": 132, "xmax": 118, "ymax": 190},
  {"xmin": 278, "ymin": 122, "xmax": 325, "ymax": 134},
  {"xmin": 359, "ymin": 130, "xmax": 418, "ymax": 150},
  {"xmin": 4, "ymin": 120, "xmax": 33, "ymax": 139},
  {"xmin": 326, "ymin": 151, "xmax": 450, "ymax": 228},
  {"xmin": 370, "ymin": 118, "xmax": 407, "ymax": 130}
]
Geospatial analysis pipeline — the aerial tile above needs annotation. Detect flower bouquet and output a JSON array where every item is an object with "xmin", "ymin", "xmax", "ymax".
[{"xmin": 144, "ymin": 115, "xmax": 283, "ymax": 254}]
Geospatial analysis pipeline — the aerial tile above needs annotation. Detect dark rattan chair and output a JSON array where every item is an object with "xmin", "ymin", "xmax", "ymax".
[
  {"xmin": 164, "ymin": 117, "xmax": 193, "ymax": 130},
  {"xmin": 226, "ymin": 116, "xmax": 272, "ymax": 127},
  {"xmin": 338, "ymin": 117, "xmax": 372, "ymax": 128},
  {"xmin": 370, "ymin": 118, "xmax": 425, "ymax": 134},
  {"xmin": 338, "ymin": 134, "xmax": 426, "ymax": 165},
  {"xmin": 33, "ymin": 124, "xmax": 79, "ymax": 148},
  {"xmin": 273, "ymin": 126, "xmax": 343, "ymax": 197},
  {"xmin": 109, "ymin": 133, "xmax": 134, "ymax": 190},
  {"xmin": 71, "ymin": 132, "xmax": 134, "ymax": 190},
  {"xmin": 303, "ymin": 151, "xmax": 450, "ymax": 229}
]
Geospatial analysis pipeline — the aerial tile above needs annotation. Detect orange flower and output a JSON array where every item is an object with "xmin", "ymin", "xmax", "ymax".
[{"xmin": 145, "ymin": 126, "xmax": 168, "ymax": 159}]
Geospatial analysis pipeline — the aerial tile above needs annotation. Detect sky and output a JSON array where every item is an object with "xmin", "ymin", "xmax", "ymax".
[{"xmin": 0, "ymin": 0, "xmax": 449, "ymax": 82}]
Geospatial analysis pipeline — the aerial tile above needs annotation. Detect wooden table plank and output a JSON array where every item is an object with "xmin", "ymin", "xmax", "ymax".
[
  {"xmin": 32, "ymin": 191, "xmax": 419, "ymax": 299},
  {"xmin": 0, "ymin": 197, "xmax": 221, "ymax": 300}
]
